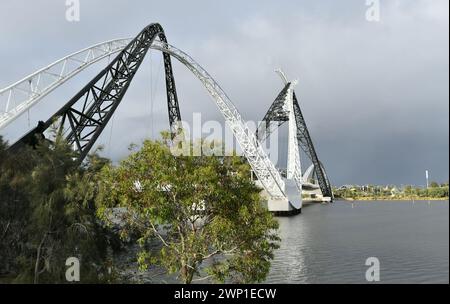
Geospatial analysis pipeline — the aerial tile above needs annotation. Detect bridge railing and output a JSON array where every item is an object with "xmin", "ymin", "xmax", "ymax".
[{"xmin": 0, "ymin": 39, "xmax": 131, "ymax": 130}]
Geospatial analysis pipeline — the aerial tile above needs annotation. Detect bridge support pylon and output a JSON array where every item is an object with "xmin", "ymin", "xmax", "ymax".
[{"xmin": 256, "ymin": 177, "xmax": 302, "ymax": 216}]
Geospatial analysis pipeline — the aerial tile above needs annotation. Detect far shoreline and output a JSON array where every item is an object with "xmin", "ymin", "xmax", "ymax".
[{"xmin": 334, "ymin": 197, "xmax": 449, "ymax": 202}]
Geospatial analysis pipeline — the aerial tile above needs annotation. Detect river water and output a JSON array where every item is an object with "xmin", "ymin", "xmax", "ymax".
[
  {"xmin": 117, "ymin": 200, "xmax": 449, "ymax": 284},
  {"xmin": 265, "ymin": 200, "xmax": 449, "ymax": 284}
]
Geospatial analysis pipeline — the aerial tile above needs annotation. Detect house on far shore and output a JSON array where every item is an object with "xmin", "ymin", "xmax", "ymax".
[{"xmin": 390, "ymin": 186, "xmax": 401, "ymax": 196}]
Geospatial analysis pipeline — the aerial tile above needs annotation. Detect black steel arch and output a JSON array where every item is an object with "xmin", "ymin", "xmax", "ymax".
[
  {"xmin": 9, "ymin": 23, "xmax": 181, "ymax": 161},
  {"xmin": 256, "ymin": 85, "xmax": 333, "ymax": 199}
]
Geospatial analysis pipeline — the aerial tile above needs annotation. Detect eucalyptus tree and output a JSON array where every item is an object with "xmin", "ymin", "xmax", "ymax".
[{"xmin": 96, "ymin": 134, "xmax": 280, "ymax": 284}]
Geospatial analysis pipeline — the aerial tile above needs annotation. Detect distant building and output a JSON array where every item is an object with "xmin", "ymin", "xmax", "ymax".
[{"xmin": 390, "ymin": 186, "xmax": 401, "ymax": 196}]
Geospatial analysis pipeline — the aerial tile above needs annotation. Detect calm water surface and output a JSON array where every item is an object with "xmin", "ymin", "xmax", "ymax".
[{"xmin": 265, "ymin": 200, "xmax": 449, "ymax": 284}]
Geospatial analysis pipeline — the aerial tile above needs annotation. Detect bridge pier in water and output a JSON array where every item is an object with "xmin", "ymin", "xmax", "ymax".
[{"xmin": 257, "ymin": 179, "xmax": 302, "ymax": 216}]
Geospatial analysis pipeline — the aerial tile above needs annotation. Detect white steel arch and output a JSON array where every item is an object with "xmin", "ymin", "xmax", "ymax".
[
  {"xmin": 303, "ymin": 164, "xmax": 315, "ymax": 182},
  {"xmin": 150, "ymin": 40, "xmax": 287, "ymax": 199},
  {"xmin": 284, "ymin": 81, "xmax": 303, "ymax": 194},
  {"xmin": 0, "ymin": 38, "xmax": 131, "ymax": 130},
  {"xmin": 0, "ymin": 38, "xmax": 291, "ymax": 201}
]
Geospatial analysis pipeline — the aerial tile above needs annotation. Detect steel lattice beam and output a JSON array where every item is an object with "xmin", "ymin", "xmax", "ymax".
[
  {"xmin": 6, "ymin": 24, "xmax": 287, "ymax": 200},
  {"xmin": 150, "ymin": 40, "xmax": 286, "ymax": 199},
  {"xmin": 255, "ymin": 83, "xmax": 290, "ymax": 142},
  {"xmin": 9, "ymin": 23, "xmax": 181, "ymax": 161},
  {"xmin": 257, "ymin": 80, "xmax": 333, "ymax": 199},
  {"xmin": 0, "ymin": 39, "xmax": 131, "ymax": 130},
  {"xmin": 292, "ymin": 92, "xmax": 333, "ymax": 198}
]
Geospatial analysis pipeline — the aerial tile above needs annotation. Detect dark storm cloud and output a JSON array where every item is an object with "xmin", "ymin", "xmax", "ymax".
[{"xmin": 0, "ymin": 0, "xmax": 448, "ymax": 186}]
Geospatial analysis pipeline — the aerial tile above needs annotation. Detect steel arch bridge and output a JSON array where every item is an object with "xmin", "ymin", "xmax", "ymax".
[
  {"xmin": 0, "ymin": 23, "xmax": 332, "ymax": 213},
  {"xmin": 256, "ymin": 70, "xmax": 333, "ymax": 199}
]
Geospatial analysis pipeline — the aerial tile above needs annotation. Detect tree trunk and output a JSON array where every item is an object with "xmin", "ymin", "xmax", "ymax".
[
  {"xmin": 181, "ymin": 264, "xmax": 195, "ymax": 284},
  {"xmin": 34, "ymin": 233, "xmax": 47, "ymax": 284}
]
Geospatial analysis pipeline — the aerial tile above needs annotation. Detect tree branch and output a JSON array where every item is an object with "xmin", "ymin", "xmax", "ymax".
[
  {"xmin": 149, "ymin": 220, "xmax": 173, "ymax": 251},
  {"xmin": 192, "ymin": 275, "xmax": 214, "ymax": 282}
]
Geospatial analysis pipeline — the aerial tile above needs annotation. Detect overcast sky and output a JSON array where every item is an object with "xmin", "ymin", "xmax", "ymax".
[{"xmin": 0, "ymin": 0, "xmax": 448, "ymax": 186}]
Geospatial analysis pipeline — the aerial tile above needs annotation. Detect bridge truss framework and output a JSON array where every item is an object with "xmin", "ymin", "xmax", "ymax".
[{"xmin": 1, "ymin": 23, "xmax": 333, "ymax": 207}]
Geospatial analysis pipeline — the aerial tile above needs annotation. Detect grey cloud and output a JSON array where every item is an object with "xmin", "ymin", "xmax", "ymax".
[{"xmin": 0, "ymin": 0, "xmax": 448, "ymax": 186}]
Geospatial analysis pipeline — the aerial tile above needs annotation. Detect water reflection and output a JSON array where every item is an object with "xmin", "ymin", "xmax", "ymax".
[{"xmin": 265, "ymin": 200, "xmax": 449, "ymax": 284}]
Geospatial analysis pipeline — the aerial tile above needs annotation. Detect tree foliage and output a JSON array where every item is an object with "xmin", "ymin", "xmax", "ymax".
[
  {"xmin": 96, "ymin": 134, "xmax": 280, "ymax": 284},
  {"xmin": 1, "ymin": 132, "xmax": 280, "ymax": 284},
  {"xmin": 333, "ymin": 183, "xmax": 449, "ymax": 200},
  {"xmin": 0, "ymin": 135, "xmax": 113, "ymax": 283}
]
